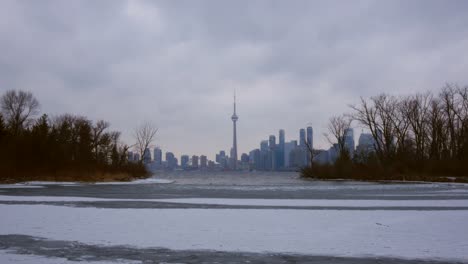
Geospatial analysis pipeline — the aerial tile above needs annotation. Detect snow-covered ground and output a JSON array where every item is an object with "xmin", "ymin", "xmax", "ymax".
[
  {"xmin": 1, "ymin": 203, "xmax": 468, "ymax": 261},
  {"xmin": 1, "ymin": 174, "xmax": 468, "ymax": 263},
  {"xmin": 0, "ymin": 250, "xmax": 139, "ymax": 264},
  {"xmin": 1, "ymin": 195, "xmax": 468, "ymax": 208}
]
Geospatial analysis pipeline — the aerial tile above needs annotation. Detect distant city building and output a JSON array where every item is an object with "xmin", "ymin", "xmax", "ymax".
[
  {"xmin": 165, "ymin": 152, "xmax": 176, "ymax": 169},
  {"xmin": 143, "ymin": 148, "xmax": 151, "ymax": 164},
  {"xmin": 284, "ymin": 140, "xmax": 297, "ymax": 167},
  {"xmin": 356, "ymin": 133, "xmax": 376, "ymax": 157},
  {"xmin": 249, "ymin": 149, "xmax": 261, "ymax": 170},
  {"xmin": 277, "ymin": 129, "xmax": 285, "ymax": 169},
  {"xmin": 306, "ymin": 126, "xmax": 313, "ymax": 166},
  {"xmin": 269, "ymin": 135, "xmax": 276, "ymax": 149},
  {"xmin": 153, "ymin": 147, "xmax": 162, "ymax": 165},
  {"xmin": 289, "ymin": 146, "xmax": 307, "ymax": 168},
  {"xmin": 299, "ymin": 128, "xmax": 306, "ymax": 147},
  {"xmin": 192, "ymin": 155, "xmax": 199, "ymax": 168},
  {"xmin": 181, "ymin": 155, "xmax": 189, "ymax": 169},
  {"xmin": 241, "ymin": 153, "xmax": 249, "ymax": 163},
  {"xmin": 208, "ymin": 160, "xmax": 215, "ymax": 169},
  {"xmin": 344, "ymin": 128, "xmax": 355, "ymax": 158},
  {"xmin": 260, "ymin": 140, "xmax": 269, "ymax": 152},
  {"xmin": 200, "ymin": 155, "xmax": 207, "ymax": 168}
]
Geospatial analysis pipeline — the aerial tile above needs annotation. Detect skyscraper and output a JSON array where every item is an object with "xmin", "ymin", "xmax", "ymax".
[
  {"xmin": 200, "ymin": 155, "xmax": 207, "ymax": 168},
  {"xmin": 306, "ymin": 126, "xmax": 313, "ymax": 148},
  {"xmin": 299, "ymin": 128, "xmax": 306, "ymax": 147},
  {"xmin": 153, "ymin": 147, "xmax": 162, "ymax": 165},
  {"xmin": 278, "ymin": 129, "xmax": 285, "ymax": 169},
  {"xmin": 181, "ymin": 155, "xmax": 189, "ymax": 169},
  {"xmin": 231, "ymin": 92, "xmax": 238, "ymax": 170},
  {"xmin": 306, "ymin": 126, "xmax": 313, "ymax": 166},
  {"xmin": 143, "ymin": 148, "xmax": 152, "ymax": 164},
  {"xmin": 260, "ymin": 140, "xmax": 269, "ymax": 152},
  {"xmin": 284, "ymin": 140, "xmax": 297, "ymax": 167},
  {"xmin": 165, "ymin": 152, "xmax": 176, "ymax": 169},
  {"xmin": 192, "ymin": 155, "xmax": 199, "ymax": 168},
  {"xmin": 268, "ymin": 135, "xmax": 276, "ymax": 170},
  {"xmin": 344, "ymin": 128, "xmax": 355, "ymax": 158}
]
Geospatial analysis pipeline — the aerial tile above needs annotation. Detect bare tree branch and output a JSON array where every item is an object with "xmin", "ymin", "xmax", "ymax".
[{"xmin": 134, "ymin": 122, "xmax": 158, "ymax": 164}]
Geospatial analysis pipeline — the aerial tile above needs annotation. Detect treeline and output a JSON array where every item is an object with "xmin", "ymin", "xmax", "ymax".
[
  {"xmin": 302, "ymin": 84, "xmax": 468, "ymax": 182},
  {"xmin": 0, "ymin": 90, "xmax": 148, "ymax": 183}
]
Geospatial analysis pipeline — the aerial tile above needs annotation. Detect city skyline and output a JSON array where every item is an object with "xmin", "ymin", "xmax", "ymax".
[{"xmin": 2, "ymin": 1, "xmax": 468, "ymax": 158}]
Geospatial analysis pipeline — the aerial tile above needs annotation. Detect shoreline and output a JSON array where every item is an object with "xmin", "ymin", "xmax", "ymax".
[{"xmin": 0, "ymin": 172, "xmax": 150, "ymax": 184}]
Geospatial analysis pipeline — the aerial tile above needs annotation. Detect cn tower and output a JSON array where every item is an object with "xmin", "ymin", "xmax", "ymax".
[{"xmin": 231, "ymin": 92, "xmax": 238, "ymax": 170}]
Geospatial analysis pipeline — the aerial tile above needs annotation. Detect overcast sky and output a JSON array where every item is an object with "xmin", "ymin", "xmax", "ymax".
[{"xmin": 1, "ymin": 0, "xmax": 468, "ymax": 160}]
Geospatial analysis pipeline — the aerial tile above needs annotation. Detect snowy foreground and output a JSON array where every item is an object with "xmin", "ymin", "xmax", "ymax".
[
  {"xmin": 1, "ymin": 173, "xmax": 468, "ymax": 263},
  {"xmin": 1, "ymin": 203, "xmax": 468, "ymax": 261}
]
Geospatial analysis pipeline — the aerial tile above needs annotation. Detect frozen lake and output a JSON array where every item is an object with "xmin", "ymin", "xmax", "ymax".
[{"xmin": 1, "ymin": 171, "xmax": 468, "ymax": 263}]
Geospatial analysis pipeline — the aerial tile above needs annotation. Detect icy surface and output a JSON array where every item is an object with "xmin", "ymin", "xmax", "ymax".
[
  {"xmin": 1, "ymin": 172, "xmax": 468, "ymax": 262},
  {"xmin": 0, "ymin": 250, "xmax": 139, "ymax": 264},
  {"xmin": 1, "ymin": 195, "xmax": 468, "ymax": 207},
  {"xmin": 1, "ymin": 204, "xmax": 468, "ymax": 261},
  {"xmin": 0, "ymin": 185, "xmax": 44, "ymax": 189}
]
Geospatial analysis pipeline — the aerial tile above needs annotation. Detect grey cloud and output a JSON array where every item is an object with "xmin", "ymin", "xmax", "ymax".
[{"xmin": 1, "ymin": 0, "xmax": 468, "ymax": 159}]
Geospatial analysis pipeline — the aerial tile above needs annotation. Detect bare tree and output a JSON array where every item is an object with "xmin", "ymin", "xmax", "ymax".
[
  {"xmin": 351, "ymin": 94, "xmax": 403, "ymax": 161},
  {"xmin": 91, "ymin": 120, "xmax": 110, "ymax": 161},
  {"xmin": 134, "ymin": 122, "xmax": 158, "ymax": 164},
  {"xmin": 402, "ymin": 92, "xmax": 432, "ymax": 160},
  {"xmin": 350, "ymin": 97, "xmax": 384, "ymax": 159},
  {"xmin": 324, "ymin": 114, "xmax": 352, "ymax": 158},
  {"xmin": 0, "ymin": 90, "xmax": 40, "ymax": 134}
]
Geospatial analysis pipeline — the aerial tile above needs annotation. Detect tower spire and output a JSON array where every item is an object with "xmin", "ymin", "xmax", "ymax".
[
  {"xmin": 231, "ymin": 90, "xmax": 238, "ymax": 170},
  {"xmin": 234, "ymin": 90, "xmax": 236, "ymax": 115}
]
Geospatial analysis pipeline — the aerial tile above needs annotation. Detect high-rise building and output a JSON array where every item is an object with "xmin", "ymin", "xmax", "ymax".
[
  {"xmin": 306, "ymin": 126, "xmax": 313, "ymax": 166},
  {"xmin": 306, "ymin": 127, "xmax": 313, "ymax": 148},
  {"xmin": 268, "ymin": 135, "xmax": 277, "ymax": 170},
  {"xmin": 269, "ymin": 135, "xmax": 276, "ymax": 149},
  {"xmin": 289, "ymin": 146, "xmax": 307, "ymax": 168},
  {"xmin": 181, "ymin": 155, "xmax": 189, "ymax": 169},
  {"xmin": 249, "ymin": 149, "xmax": 261, "ymax": 170},
  {"xmin": 260, "ymin": 140, "xmax": 269, "ymax": 152},
  {"xmin": 231, "ymin": 92, "xmax": 239, "ymax": 170},
  {"xmin": 200, "ymin": 155, "xmax": 207, "ymax": 168},
  {"xmin": 192, "ymin": 155, "xmax": 199, "ymax": 168},
  {"xmin": 344, "ymin": 128, "xmax": 355, "ymax": 157},
  {"xmin": 356, "ymin": 133, "xmax": 375, "ymax": 157},
  {"xmin": 299, "ymin": 128, "xmax": 306, "ymax": 147},
  {"xmin": 277, "ymin": 129, "xmax": 285, "ymax": 169},
  {"xmin": 165, "ymin": 152, "xmax": 176, "ymax": 169},
  {"xmin": 153, "ymin": 147, "xmax": 162, "ymax": 165},
  {"xmin": 284, "ymin": 140, "xmax": 297, "ymax": 167},
  {"xmin": 143, "ymin": 148, "xmax": 152, "ymax": 164}
]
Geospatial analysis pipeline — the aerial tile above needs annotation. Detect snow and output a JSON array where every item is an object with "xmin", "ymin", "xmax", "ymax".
[
  {"xmin": 1, "ymin": 195, "xmax": 468, "ymax": 208},
  {"xmin": 93, "ymin": 178, "xmax": 174, "ymax": 185},
  {"xmin": 0, "ymin": 185, "xmax": 44, "ymax": 189},
  {"xmin": 20, "ymin": 181, "xmax": 83, "ymax": 186},
  {"xmin": 153, "ymin": 198, "xmax": 468, "ymax": 207},
  {"xmin": 0, "ymin": 178, "xmax": 173, "ymax": 188},
  {"xmin": 0, "ymin": 250, "xmax": 139, "ymax": 264},
  {"xmin": 0, "ymin": 204, "xmax": 467, "ymax": 261}
]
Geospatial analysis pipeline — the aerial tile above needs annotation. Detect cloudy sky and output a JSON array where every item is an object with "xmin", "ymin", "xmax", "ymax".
[{"xmin": 1, "ymin": 0, "xmax": 468, "ymax": 160}]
